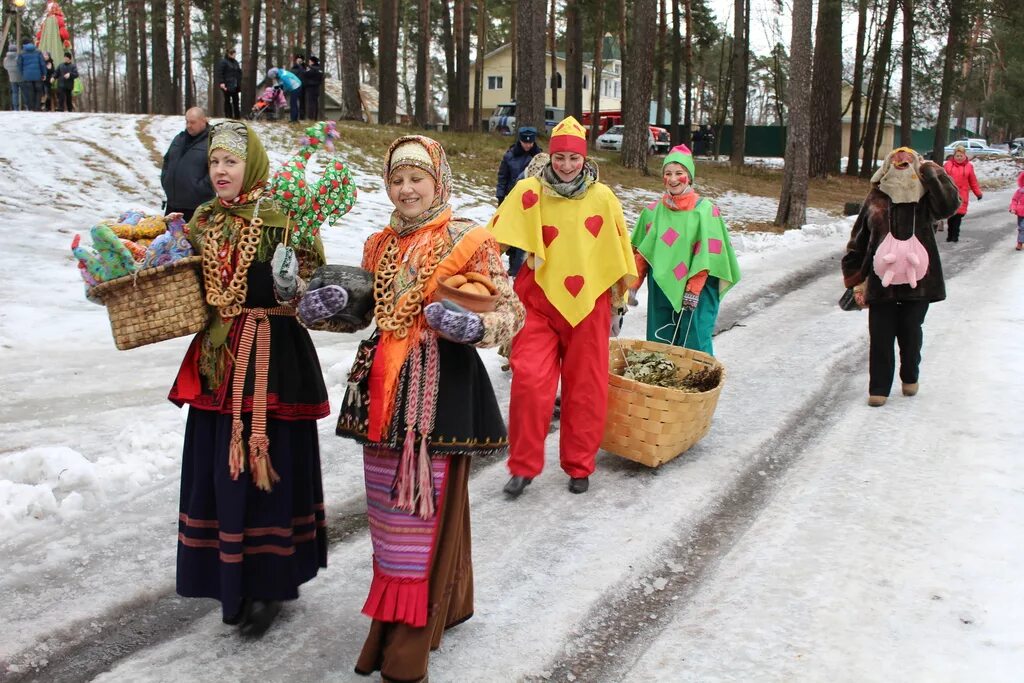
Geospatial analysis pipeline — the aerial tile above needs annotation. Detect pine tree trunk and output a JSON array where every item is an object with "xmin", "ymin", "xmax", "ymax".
[
  {"xmin": 515, "ymin": 0, "xmax": 546, "ymax": 132},
  {"xmin": 415, "ymin": 0, "xmax": 431, "ymax": 127},
  {"xmin": 378, "ymin": 0, "xmax": 398, "ymax": 124},
  {"xmin": 588, "ymin": 0, "xmax": 604, "ymax": 149},
  {"xmin": 729, "ymin": 0, "xmax": 749, "ymax": 167},
  {"xmin": 264, "ymin": 0, "xmax": 274, "ymax": 73},
  {"xmin": 339, "ymin": 0, "xmax": 362, "ymax": 119},
  {"xmin": 183, "ymin": 0, "xmax": 194, "ymax": 108},
  {"xmin": 655, "ymin": 0, "xmax": 666, "ymax": 125},
  {"xmin": 173, "ymin": 0, "xmax": 183, "ymax": 112},
  {"xmin": 622, "ymin": 0, "xmax": 658, "ymax": 171},
  {"xmin": 441, "ymin": 0, "xmax": 456, "ymax": 125},
  {"xmin": 305, "ymin": 0, "xmax": 313, "ymax": 56},
  {"xmin": 932, "ymin": 0, "xmax": 964, "ymax": 161},
  {"xmin": 808, "ymin": 0, "xmax": 842, "ymax": 177},
  {"xmin": 458, "ymin": 1, "xmax": 471, "ymax": 130},
  {"xmin": 474, "ymin": 0, "xmax": 487, "ymax": 130},
  {"xmin": 139, "ymin": 9, "xmax": 149, "ymax": 113},
  {"xmin": 683, "ymin": 0, "xmax": 693, "ymax": 145},
  {"xmin": 151, "ymin": 0, "xmax": 173, "ymax": 114},
  {"xmin": 774, "ymin": 0, "xmax": 812, "ymax": 229},
  {"xmin": 860, "ymin": 0, "xmax": 897, "ymax": 177},
  {"xmin": 510, "ymin": 0, "xmax": 518, "ymax": 97},
  {"xmin": 564, "ymin": 0, "xmax": 582, "ymax": 121},
  {"xmin": 899, "ymin": 0, "xmax": 913, "ymax": 147},
  {"xmin": 210, "ymin": 0, "xmax": 222, "ymax": 116},
  {"xmin": 845, "ymin": 0, "xmax": 867, "ymax": 175},
  {"xmin": 549, "ymin": 0, "xmax": 558, "ymax": 108},
  {"xmin": 125, "ymin": 0, "xmax": 140, "ymax": 114}
]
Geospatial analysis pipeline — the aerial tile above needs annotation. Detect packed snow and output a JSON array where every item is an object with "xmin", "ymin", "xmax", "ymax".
[{"xmin": 1, "ymin": 112, "xmax": 1022, "ymax": 682}]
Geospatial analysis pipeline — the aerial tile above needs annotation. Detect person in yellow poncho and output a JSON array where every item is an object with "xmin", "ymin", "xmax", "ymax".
[{"xmin": 486, "ymin": 116, "xmax": 637, "ymax": 497}]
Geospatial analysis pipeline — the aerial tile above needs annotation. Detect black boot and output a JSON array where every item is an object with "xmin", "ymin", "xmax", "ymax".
[
  {"xmin": 503, "ymin": 475, "xmax": 532, "ymax": 497},
  {"xmin": 240, "ymin": 600, "xmax": 282, "ymax": 638},
  {"xmin": 568, "ymin": 477, "xmax": 590, "ymax": 494},
  {"xmin": 222, "ymin": 597, "xmax": 253, "ymax": 626}
]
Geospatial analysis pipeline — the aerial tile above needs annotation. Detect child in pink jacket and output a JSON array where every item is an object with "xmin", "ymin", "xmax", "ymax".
[{"xmin": 1010, "ymin": 171, "xmax": 1024, "ymax": 251}]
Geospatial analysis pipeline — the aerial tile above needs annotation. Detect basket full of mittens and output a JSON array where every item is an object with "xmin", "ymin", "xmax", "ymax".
[
  {"xmin": 73, "ymin": 210, "xmax": 209, "ymax": 350},
  {"xmin": 601, "ymin": 338, "xmax": 726, "ymax": 467}
]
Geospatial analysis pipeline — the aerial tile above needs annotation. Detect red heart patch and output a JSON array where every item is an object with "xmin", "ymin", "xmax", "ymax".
[
  {"xmin": 584, "ymin": 215, "xmax": 603, "ymax": 237},
  {"xmin": 564, "ymin": 275, "xmax": 585, "ymax": 297},
  {"xmin": 521, "ymin": 190, "xmax": 539, "ymax": 210},
  {"xmin": 542, "ymin": 224, "xmax": 559, "ymax": 247}
]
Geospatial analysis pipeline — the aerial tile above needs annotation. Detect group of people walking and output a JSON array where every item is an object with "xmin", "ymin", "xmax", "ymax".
[
  {"xmin": 4, "ymin": 43, "xmax": 78, "ymax": 112},
  {"xmin": 156, "ymin": 114, "xmax": 744, "ymax": 681}
]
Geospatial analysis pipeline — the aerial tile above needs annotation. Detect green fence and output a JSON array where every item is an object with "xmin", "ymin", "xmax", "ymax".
[{"xmin": 711, "ymin": 125, "xmax": 788, "ymax": 157}]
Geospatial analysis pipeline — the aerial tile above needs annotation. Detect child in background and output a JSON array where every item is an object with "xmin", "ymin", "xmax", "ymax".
[{"xmin": 1010, "ymin": 171, "xmax": 1024, "ymax": 251}]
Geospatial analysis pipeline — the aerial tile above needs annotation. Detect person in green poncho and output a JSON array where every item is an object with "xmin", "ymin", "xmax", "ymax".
[{"xmin": 630, "ymin": 144, "xmax": 740, "ymax": 356}]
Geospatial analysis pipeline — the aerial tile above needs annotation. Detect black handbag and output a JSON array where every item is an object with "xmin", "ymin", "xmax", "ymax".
[{"xmin": 838, "ymin": 287, "xmax": 860, "ymax": 311}]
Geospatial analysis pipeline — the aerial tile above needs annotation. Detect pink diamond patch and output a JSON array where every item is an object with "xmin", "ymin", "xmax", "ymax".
[
  {"xmin": 673, "ymin": 261, "xmax": 689, "ymax": 280},
  {"xmin": 708, "ymin": 238, "xmax": 723, "ymax": 254},
  {"xmin": 645, "ymin": 221, "xmax": 652, "ymax": 235},
  {"xmin": 647, "ymin": 201, "xmax": 658, "ymax": 210},
  {"xmin": 712, "ymin": 206, "xmax": 721, "ymax": 217},
  {"xmin": 693, "ymin": 240, "xmax": 702, "ymax": 255},
  {"xmin": 661, "ymin": 228, "xmax": 679, "ymax": 247}
]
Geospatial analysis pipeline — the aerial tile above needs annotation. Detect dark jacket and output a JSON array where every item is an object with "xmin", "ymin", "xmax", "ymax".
[
  {"xmin": 215, "ymin": 56, "xmax": 242, "ymax": 92},
  {"xmin": 18, "ymin": 45, "xmax": 46, "ymax": 82},
  {"xmin": 496, "ymin": 142, "xmax": 543, "ymax": 202},
  {"xmin": 161, "ymin": 126, "xmax": 216, "ymax": 213},
  {"xmin": 301, "ymin": 64, "xmax": 323, "ymax": 90},
  {"xmin": 55, "ymin": 61, "xmax": 78, "ymax": 90},
  {"xmin": 842, "ymin": 162, "xmax": 960, "ymax": 305}
]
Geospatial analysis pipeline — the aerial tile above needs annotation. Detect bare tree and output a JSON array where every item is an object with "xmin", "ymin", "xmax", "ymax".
[
  {"xmin": 729, "ymin": 0, "xmax": 749, "ymax": 167},
  {"xmin": 458, "ymin": 0, "xmax": 472, "ymax": 130},
  {"xmin": 378, "ymin": 0, "xmax": 399, "ymax": 124},
  {"xmin": 564, "ymin": 0, "xmax": 583, "ymax": 121},
  {"xmin": 655, "ymin": 0, "xmax": 666, "ymax": 124},
  {"xmin": 808, "ymin": 0, "xmax": 842, "ymax": 176},
  {"xmin": 415, "ymin": 0, "xmax": 431, "ymax": 126},
  {"xmin": 474, "ymin": 0, "xmax": 487, "ymax": 130},
  {"xmin": 184, "ymin": 0, "xmax": 194, "ymax": 108},
  {"xmin": 932, "ymin": 0, "xmax": 966, "ymax": 161},
  {"xmin": 339, "ymin": 0, "xmax": 362, "ymax": 119},
  {"xmin": 151, "ymin": 0, "xmax": 173, "ymax": 114},
  {"xmin": 622, "ymin": 0, "xmax": 658, "ymax": 171},
  {"xmin": 899, "ymin": 0, "xmax": 913, "ymax": 146},
  {"xmin": 861, "ymin": 0, "xmax": 898, "ymax": 177},
  {"xmin": 515, "ymin": 0, "xmax": 546, "ymax": 131},
  {"xmin": 126, "ymin": 0, "xmax": 140, "ymax": 113},
  {"xmin": 683, "ymin": 0, "xmax": 693, "ymax": 145},
  {"xmin": 172, "ymin": 0, "xmax": 183, "ymax": 112},
  {"xmin": 845, "ymin": 0, "xmax": 868, "ymax": 175},
  {"xmin": 588, "ymin": 0, "xmax": 605, "ymax": 149},
  {"xmin": 549, "ymin": 0, "xmax": 558, "ymax": 108},
  {"xmin": 774, "ymin": 0, "xmax": 812, "ymax": 229}
]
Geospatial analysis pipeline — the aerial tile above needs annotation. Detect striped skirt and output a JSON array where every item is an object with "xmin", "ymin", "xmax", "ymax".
[{"xmin": 176, "ymin": 408, "xmax": 328, "ymax": 620}]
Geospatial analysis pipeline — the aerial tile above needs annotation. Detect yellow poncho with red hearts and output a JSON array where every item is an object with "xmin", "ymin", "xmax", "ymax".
[{"xmin": 487, "ymin": 177, "xmax": 637, "ymax": 327}]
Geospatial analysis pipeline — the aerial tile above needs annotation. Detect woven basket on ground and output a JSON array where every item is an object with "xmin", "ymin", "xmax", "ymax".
[
  {"xmin": 601, "ymin": 338, "xmax": 726, "ymax": 467},
  {"xmin": 90, "ymin": 256, "xmax": 209, "ymax": 351}
]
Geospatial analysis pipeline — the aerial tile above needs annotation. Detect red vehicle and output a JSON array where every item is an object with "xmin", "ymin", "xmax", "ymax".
[{"xmin": 581, "ymin": 111, "xmax": 623, "ymax": 135}]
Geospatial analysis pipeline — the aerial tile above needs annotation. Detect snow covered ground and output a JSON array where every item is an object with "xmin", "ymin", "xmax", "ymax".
[{"xmin": 1, "ymin": 112, "xmax": 1022, "ymax": 682}]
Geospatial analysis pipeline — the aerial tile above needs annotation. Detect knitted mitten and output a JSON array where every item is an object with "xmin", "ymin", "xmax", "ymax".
[
  {"xmin": 298, "ymin": 285, "xmax": 349, "ymax": 326},
  {"xmin": 271, "ymin": 244, "xmax": 299, "ymax": 300},
  {"xmin": 682, "ymin": 291, "xmax": 700, "ymax": 310},
  {"xmin": 424, "ymin": 301, "xmax": 483, "ymax": 344}
]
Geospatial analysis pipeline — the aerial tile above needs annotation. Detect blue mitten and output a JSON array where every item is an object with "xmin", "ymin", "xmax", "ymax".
[
  {"xmin": 424, "ymin": 301, "xmax": 484, "ymax": 344},
  {"xmin": 272, "ymin": 244, "xmax": 299, "ymax": 300},
  {"xmin": 298, "ymin": 285, "xmax": 349, "ymax": 326}
]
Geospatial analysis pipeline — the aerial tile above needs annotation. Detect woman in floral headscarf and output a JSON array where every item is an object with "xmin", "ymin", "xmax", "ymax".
[
  {"xmin": 167, "ymin": 122, "xmax": 338, "ymax": 636},
  {"xmin": 299, "ymin": 135, "xmax": 524, "ymax": 682}
]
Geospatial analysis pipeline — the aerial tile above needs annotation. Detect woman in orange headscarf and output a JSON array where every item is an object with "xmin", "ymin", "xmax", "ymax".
[{"xmin": 300, "ymin": 135, "xmax": 524, "ymax": 682}]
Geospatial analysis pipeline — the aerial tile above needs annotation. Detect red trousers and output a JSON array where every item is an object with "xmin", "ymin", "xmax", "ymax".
[{"xmin": 507, "ymin": 268, "xmax": 610, "ymax": 479}]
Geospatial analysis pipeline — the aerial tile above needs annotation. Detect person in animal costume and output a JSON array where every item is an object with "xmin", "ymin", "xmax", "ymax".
[
  {"xmin": 630, "ymin": 144, "xmax": 740, "ymax": 355},
  {"xmin": 487, "ymin": 115, "xmax": 637, "ymax": 497},
  {"xmin": 841, "ymin": 146, "xmax": 959, "ymax": 407},
  {"xmin": 167, "ymin": 121, "xmax": 355, "ymax": 635},
  {"xmin": 298, "ymin": 135, "xmax": 524, "ymax": 683}
]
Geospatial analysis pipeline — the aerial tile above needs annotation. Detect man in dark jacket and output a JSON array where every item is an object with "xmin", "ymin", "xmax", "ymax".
[
  {"xmin": 161, "ymin": 108, "xmax": 215, "ymax": 221},
  {"xmin": 215, "ymin": 48, "xmax": 242, "ymax": 118},
  {"xmin": 289, "ymin": 54, "xmax": 307, "ymax": 120},
  {"xmin": 54, "ymin": 52, "xmax": 78, "ymax": 112},
  {"xmin": 17, "ymin": 43, "xmax": 46, "ymax": 111},
  {"xmin": 495, "ymin": 127, "xmax": 542, "ymax": 276},
  {"xmin": 302, "ymin": 56, "xmax": 324, "ymax": 121}
]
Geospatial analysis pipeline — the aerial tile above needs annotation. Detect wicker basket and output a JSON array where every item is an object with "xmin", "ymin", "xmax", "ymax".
[
  {"xmin": 600, "ymin": 338, "xmax": 726, "ymax": 467},
  {"xmin": 90, "ymin": 256, "xmax": 209, "ymax": 350}
]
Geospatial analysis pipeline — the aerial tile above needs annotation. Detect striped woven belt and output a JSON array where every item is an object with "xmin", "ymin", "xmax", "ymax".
[{"xmin": 227, "ymin": 305, "xmax": 296, "ymax": 491}]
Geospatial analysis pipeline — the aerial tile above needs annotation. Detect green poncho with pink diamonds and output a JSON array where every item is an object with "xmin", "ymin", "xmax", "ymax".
[{"xmin": 630, "ymin": 197, "xmax": 740, "ymax": 312}]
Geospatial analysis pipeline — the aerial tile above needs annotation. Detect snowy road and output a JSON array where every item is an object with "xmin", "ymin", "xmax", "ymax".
[{"xmin": 1, "ymin": 113, "xmax": 1022, "ymax": 682}]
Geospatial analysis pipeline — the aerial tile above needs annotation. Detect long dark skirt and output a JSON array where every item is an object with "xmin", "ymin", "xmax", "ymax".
[{"xmin": 176, "ymin": 407, "xmax": 328, "ymax": 619}]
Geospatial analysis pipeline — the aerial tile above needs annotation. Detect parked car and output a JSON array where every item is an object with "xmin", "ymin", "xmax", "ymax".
[
  {"xmin": 596, "ymin": 125, "xmax": 664, "ymax": 153},
  {"xmin": 1009, "ymin": 137, "xmax": 1024, "ymax": 157},
  {"xmin": 942, "ymin": 139, "xmax": 1005, "ymax": 159},
  {"xmin": 488, "ymin": 103, "xmax": 564, "ymax": 135}
]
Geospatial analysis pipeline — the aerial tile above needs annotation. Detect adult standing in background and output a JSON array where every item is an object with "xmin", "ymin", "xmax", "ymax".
[
  {"xmin": 302, "ymin": 56, "xmax": 323, "ymax": 121},
  {"xmin": 289, "ymin": 54, "xmax": 307, "ymax": 121},
  {"xmin": 215, "ymin": 47, "xmax": 242, "ymax": 119},
  {"xmin": 495, "ymin": 126, "xmax": 542, "ymax": 276},
  {"xmin": 3, "ymin": 45, "xmax": 22, "ymax": 111},
  {"xmin": 160, "ymin": 107, "xmax": 215, "ymax": 221},
  {"xmin": 42, "ymin": 53, "xmax": 56, "ymax": 111},
  {"xmin": 942, "ymin": 144, "xmax": 982, "ymax": 243},
  {"xmin": 17, "ymin": 42, "xmax": 46, "ymax": 112},
  {"xmin": 54, "ymin": 51, "xmax": 77, "ymax": 112}
]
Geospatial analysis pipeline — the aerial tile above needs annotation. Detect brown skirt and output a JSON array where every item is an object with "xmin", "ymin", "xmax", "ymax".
[{"xmin": 354, "ymin": 453, "xmax": 474, "ymax": 683}]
